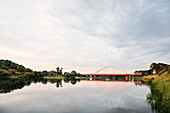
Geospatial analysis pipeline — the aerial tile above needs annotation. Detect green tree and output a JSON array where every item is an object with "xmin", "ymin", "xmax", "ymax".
[
  {"xmin": 150, "ymin": 62, "xmax": 158, "ymax": 69},
  {"xmin": 8, "ymin": 69, "xmax": 16, "ymax": 74},
  {"xmin": 56, "ymin": 67, "xmax": 60, "ymax": 74},
  {"xmin": 0, "ymin": 60, "xmax": 25, "ymax": 72},
  {"xmin": 59, "ymin": 68, "xmax": 63, "ymax": 75},
  {"xmin": 42, "ymin": 70, "xmax": 48, "ymax": 76},
  {"xmin": 64, "ymin": 72, "xmax": 70, "ymax": 77},
  {"xmin": 71, "ymin": 70, "xmax": 77, "ymax": 76},
  {"xmin": 77, "ymin": 73, "xmax": 81, "ymax": 77},
  {"xmin": 24, "ymin": 72, "xmax": 33, "ymax": 77},
  {"xmin": 25, "ymin": 68, "xmax": 33, "ymax": 72},
  {"xmin": 0, "ymin": 69, "xmax": 12, "ymax": 77}
]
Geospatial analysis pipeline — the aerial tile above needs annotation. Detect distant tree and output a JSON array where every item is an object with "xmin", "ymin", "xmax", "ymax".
[
  {"xmin": 0, "ymin": 60, "xmax": 25, "ymax": 72},
  {"xmin": 71, "ymin": 70, "xmax": 77, "ymax": 76},
  {"xmin": 77, "ymin": 73, "xmax": 81, "ymax": 77},
  {"xmin": 59, "ymin": 68, "xmax": 63, "ymax": 75},
  {"xmin": 150, "ymin": 62, "xmax": 169, "ymax": 74},
  {"xmin": 8, "ymin": 69, "xmax": 16, "ymax": 74},
  {"xmin": 64, "ymin": 72, "xmax": 70, "ymax": 77},
  {"xmin": 150, "ymin": 62, "xmax": 158, "ymax": 69},
  {"xmin": 56, "ymin": 67, "xmax": 60, "ymax": 74},
  {"xmin": 42, "ymin": 70, "xmax": 48, "ymax": 76},
  {"xmin": 36, "ymin": 71, "xmax": 43, "ymax": 77},
  {"xmin": 0, "ymin": 69, "xmax": 12, "ymax": 77},
  {"xmin": 42, "ymin": 70, "xmax": 48, "ymax": 73},
  {"xmin": 32, "ymin": 71, "xmax": 43, "ymax": 77},
  {"xmin": 24, "ymin": 72, "xmax": 33, "ymax": 77},
  {"xmin": 25, "ymin": 68, "xmax": 33, "ymax": 72}
]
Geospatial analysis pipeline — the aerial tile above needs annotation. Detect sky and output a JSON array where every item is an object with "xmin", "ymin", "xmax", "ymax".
[{"xmin": 0, "ymin": 0, "xmax": 170, "ymax": 73}]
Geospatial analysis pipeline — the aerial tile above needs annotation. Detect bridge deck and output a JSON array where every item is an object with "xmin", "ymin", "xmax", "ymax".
[
  {"xmin": 81, "ymin": 80, "xmax": 140, "ymax": 82},
  {"xmin": 81, "ymin": 74, "xmax": 141, "ymax": 76}
]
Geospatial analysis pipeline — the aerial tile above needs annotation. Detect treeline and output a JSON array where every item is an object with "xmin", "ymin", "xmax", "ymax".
[
  {"xmin": 134, "ymin": 62, "xmax": 170, "ymax": 76},
  {"xmin": 0, "ymin": 59, "xmax": 82, "ymax": 78},
  {"xmin": 0, "ymin": 59, "xmax": 45, "ymax": 78}
]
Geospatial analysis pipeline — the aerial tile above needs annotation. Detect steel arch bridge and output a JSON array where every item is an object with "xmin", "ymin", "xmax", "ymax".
[
  {"xmin": 96, "ymin": 66, "xmax": 128, "ymax": 74},
  {"xmin": 82, "ymin": 66, "xmax": 141, "ymax": 77},
  {"xmin": 81, "ymin": 66, "xmax": 142, "ymax": 91}
]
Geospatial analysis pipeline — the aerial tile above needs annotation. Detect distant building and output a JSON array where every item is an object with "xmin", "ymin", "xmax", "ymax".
[{"xmin": 153, "ymin": 69, "xmax": 156, "ymax": 74}]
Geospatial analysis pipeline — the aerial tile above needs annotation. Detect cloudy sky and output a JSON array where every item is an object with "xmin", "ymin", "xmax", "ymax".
[{"xmin": 0, "ymin": 0, "xmax": 170, "ymax": 73}]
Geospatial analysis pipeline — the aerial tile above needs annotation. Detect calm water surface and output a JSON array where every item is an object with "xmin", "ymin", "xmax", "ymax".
[{"xmin": 0, "ymin": 78, "xmax": 153, "ymax": 113}]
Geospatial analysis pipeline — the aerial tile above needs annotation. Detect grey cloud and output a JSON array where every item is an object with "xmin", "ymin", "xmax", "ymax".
[{"xmin": 0, "ymin": 0, "xmax": 169, "ymax": 73}]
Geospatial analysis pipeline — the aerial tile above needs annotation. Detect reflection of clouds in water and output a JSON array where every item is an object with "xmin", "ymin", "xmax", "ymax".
[{"xmin": 0, "ymin": 81, "xmax": 152, "ymax": 113}]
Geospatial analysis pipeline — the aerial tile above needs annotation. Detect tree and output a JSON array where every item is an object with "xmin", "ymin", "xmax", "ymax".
[
  {"xmin": 25, "ymin": 68, "xmax": 33, "ymax": 72},
  {"xmin": 59, "ymin": 68, "xmax": 63, "ymax": 75},
  {"xmin": 42, "ymin": 70, "xmax": 48, "ymax": 76},
  {"xmin": 0, "ymin": 60, "xmax": 25, "ymax": 72},
  {"xmin": 8, "ymin": 69, "xmax": 16, "ymax": 74},
  {"xmin": 150, "ymin": 62, "xmax": 158, "ymax": 69},
  {"xmin": 56, "ymin": 67, "xmax": 60, "ymax": 74},
  {"xmin": 24, "ymin": 72, "xmax": 33, "ymax": 77},
  {"xmin": 0, "ymin": 69, "xmax": 12, "ymax": 77},
  {"xmin": 71, "ymin": 70, "xmax": 77, "ymax": 76},
  {"xmin": 64, "ymin": 72, "xmax": 70, "ymax": 77},
  {"xmin": 77, "ymin": 73, "xmax": 81, "ymax": 77},
  {"xmin": 150, "ymin": 62, "xmax": 159, "ymax": 74}
]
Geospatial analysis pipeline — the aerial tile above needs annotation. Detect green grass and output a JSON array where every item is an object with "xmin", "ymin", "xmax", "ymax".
[{"xmin": 146, "ymin": 72, "xmax": 170, "ymax": 113}]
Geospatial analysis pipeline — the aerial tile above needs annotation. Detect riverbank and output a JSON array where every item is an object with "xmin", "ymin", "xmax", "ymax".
[{"xmin": 142, "ymin": 72, "xmax": 170, "ymax": 113}]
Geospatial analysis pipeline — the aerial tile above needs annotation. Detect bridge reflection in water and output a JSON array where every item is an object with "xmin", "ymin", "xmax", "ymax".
[
  {"xmin": 78, "ymin": 78, "xmax": 143, "ymax": 109},
  {"xmin": 80, "ymin": 79, "xmax": 142, "ymax": 91}
]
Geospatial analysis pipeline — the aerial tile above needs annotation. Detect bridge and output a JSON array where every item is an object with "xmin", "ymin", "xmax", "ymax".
[{"xmin": 81, "ymin": 66, "xmax": 141, "ymax": 77}]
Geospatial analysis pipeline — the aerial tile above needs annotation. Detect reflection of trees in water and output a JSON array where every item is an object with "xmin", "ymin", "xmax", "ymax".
[
  {"xmin": 56, "ymin": 79, "xmax": 62, "ymax": 88},
  {"xmin": 0, "ymin": 78, "xmax": 30, "ymax": 93},
  {"xmin": 0, "ymin": 78, "xmax": 81, "ymax": 93},
  {"xmin": 64, "ymin": 78, "xmax": 81, "ymax": 84}
]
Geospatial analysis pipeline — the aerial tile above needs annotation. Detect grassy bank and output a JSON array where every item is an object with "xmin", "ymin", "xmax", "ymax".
[{"xmin": 143, "ymin": 72, "xmax": 170, "ymax": 113}]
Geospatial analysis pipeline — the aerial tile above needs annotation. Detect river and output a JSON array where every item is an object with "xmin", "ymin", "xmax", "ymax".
[{"xmin": 0, "ymin": 78, "xmax": 153, "ymax": 113}]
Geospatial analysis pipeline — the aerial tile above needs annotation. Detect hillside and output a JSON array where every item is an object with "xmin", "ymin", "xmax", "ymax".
[
  {"xmin": 142, "ymin": 63, "xmax": 170, "ymax": 113},
  {"xmin": 0, "ymin": 59, "xmax": 44, "ymax": 78}
]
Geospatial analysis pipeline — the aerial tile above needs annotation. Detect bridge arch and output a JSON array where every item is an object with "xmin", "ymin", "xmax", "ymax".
[{"xmin": 96, "ymin": 66, "xmax": 128, "ymax": 74}]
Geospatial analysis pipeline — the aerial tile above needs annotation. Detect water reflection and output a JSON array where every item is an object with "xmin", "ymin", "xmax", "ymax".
[
  {"xmin": 0, "ymin": 78, "xmax": 153, "ymax": 113},
  {"xmin": 0, "ymin": 78, "xmax": 143, "ymax": 94}
]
